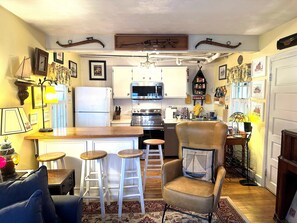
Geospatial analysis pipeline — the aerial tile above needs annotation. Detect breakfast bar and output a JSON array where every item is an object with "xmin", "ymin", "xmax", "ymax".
[{"xmin": 25, "ymin": 126, "xmax": 143, "ymax": 198}]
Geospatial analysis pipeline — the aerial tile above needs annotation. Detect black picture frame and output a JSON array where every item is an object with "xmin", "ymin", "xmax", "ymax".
[
  {"xmin": 89, "ymin": 60, "xmax": 106, "ymax": 81},
  {"xmin": 34, "ymin": 48, "xmax": 49, "ymax": 76},
  {"xmin": 31, "ymin": 86, "xmax": 47, "ymax": 109},
  {"xmin": 69, "ymin": 60, "xmax": 77, "ymax": 78},
  {"xmin": 53, "ymin": 52, "xmax": 64, "ymax": 64},
  {"xmin": 219, "ymin": 64, "xmax": 227, "ymax": 80}
]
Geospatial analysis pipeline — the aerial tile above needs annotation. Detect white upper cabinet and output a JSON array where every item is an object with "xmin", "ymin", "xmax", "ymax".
[
  {"xmin": 132, "ymin": 67, "xmax": 162, "ymax": 82},
  {"xmin": 112, "ymin": 67, "xmax": 133, "ymax": 99},
  {"xmin": 161, "ymin": 67, "xmax": 188, "ymax": 98}
]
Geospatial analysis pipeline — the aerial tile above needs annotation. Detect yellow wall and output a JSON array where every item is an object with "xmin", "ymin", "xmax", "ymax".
[
  {"xmin": 213, "ymin": 17, "xmax": 297, "ymax": 182},
  {"xmin": 0, "ymin": 6, "xmax": 80, "ymax": 169}
]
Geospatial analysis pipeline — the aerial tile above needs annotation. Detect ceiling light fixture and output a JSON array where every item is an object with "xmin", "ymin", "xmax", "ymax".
[{"xmin": 140, "ymin": 53, "xmax": 155, "ymax": 68}]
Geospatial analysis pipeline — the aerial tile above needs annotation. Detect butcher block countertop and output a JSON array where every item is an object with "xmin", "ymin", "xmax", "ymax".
[{"xmin": 24, "ymin": 126, "xmax": 144, "ymax": 140}]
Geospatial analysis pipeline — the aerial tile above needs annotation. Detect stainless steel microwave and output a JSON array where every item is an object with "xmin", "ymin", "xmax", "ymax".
[{"xmin": 131, "ymin": 82, "xmax": 163, "ymax": 100}]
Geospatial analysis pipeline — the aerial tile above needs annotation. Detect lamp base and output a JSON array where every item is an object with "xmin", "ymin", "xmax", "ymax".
[
  {"xmin": 239, "ymin": 179, "xmax": 258, "ymax": 186},
  {"xmin": 39, "ymin": 128, "xmax": 53, "ymax": 132}
]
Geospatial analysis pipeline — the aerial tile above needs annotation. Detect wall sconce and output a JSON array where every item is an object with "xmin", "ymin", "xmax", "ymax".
[
  {"xmin": 0, "ymin": 107, "xmax": 32, "ymax": 180},
  {"xmin": 38, "ymin": 77, "xmax": 58, "ymax": 132},
  {"xmin": 14, "ymin": 57, "xmax": 35, "ymax": 105}
]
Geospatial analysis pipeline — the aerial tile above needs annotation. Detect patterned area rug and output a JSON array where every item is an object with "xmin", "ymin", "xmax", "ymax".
[{"xmin": 82, "ymin": 197, "xmax": 249, "ymax": 223}]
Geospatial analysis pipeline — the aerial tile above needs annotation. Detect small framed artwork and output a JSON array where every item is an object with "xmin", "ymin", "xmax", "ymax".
[
  {"xmin": 54, "ymin": 52, "xmax": 64, "ymax": 64},
  {"xmin": 219, "ymin": 64, "xmax": 227, "ymax": 80},
  {"xmin": 89, "ymin": 60, "xmax": 106, "ymax": 81},
  {"xmin": 31, "ymin": 86, "xmax": 47, "ymax": 109},
  {"xmin": 251, "ymin": 101, "xmax": 264, "ymax": 121},
  {"xmin": 69, "ymin": 60, "xmax": 77, "ymax": 78},
  {"xmin": 252, "ymin": 56, "xmax": 266, "ymax": 77},
  {"xmin": 251, "ymin": 80, "xmax": 266, "ymax": 99},
  {"xmin": 34, "ymin": 48, "xmax": 49, "ymax": 76},
  {"xmin": 29, "ymin": 113, "xmax": 38, "ymax": 125}
]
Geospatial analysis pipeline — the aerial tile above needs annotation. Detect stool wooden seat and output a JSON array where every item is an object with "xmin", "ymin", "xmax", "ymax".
[
  {"xmin": 37, "ymin": 152, "xmax": 66, "ymax": 169},
  {"xmin": 80, "ymin": 150, "xmax": 110, "ymax": 218},
  {"xmin": 117, "ymin": 149, "xmax": 145, "ymax": 218},
  {"xmin": 143, "ymin": 139, "xmax": 164, "ymax": 191},
  {"xmin": 143, "ymin": 139, "xmax": 165, "ymax": 146},
  {"xmin": 80, "ymin": 150, "xmax": 107, "ymax": 160}
]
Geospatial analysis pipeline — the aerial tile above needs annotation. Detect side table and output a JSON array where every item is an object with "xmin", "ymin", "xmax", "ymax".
[{"xmin": 47, "ymin": 169, "xmax": 75, "ymax": 195}]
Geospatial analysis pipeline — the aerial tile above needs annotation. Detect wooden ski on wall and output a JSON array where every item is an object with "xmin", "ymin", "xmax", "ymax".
[{"xmin": 115, "ymin": 34, "xmax": 188, "ymax": 51}]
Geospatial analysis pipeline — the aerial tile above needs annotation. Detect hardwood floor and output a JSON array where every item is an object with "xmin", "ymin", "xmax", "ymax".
[{"xmin": 142, "ymin": 159, "xmax": 276, "ymax": 223}]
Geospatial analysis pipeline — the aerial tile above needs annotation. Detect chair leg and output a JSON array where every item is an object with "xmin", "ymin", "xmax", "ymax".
[
  {"xmin": 162, "ymin": 203, "xmax": 169, "ymax": 223},
  {"xmin": 208, "ymin": 212, "xmax": 213, "ymax": 223}
]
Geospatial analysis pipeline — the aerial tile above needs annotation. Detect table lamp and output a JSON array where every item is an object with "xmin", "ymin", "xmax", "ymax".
[
  {"xmin": 229, "ymin": 112, "xmax": 247, "ymax": 137},
  {"xmin": 38, "ymin": 77, "xmax": 58, "ymax": 132},
  {"xmin": 0, "ymin": 107, "xmax": 32, "ymax": 179}
]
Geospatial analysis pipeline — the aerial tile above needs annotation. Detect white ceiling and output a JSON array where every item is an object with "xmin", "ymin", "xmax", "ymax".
[
  {"xmin": 1, "ymin": 0, "xmax": 297, "ymax": 36},
  {"xmin": 1, "ymin": 0, "xmax": 297, "ymax": 63}
]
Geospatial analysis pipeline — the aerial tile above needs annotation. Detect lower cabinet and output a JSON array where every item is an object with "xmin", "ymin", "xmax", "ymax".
[{"xmin": 164, "ymin": 123, "xmax": 179, "ymax": 157}]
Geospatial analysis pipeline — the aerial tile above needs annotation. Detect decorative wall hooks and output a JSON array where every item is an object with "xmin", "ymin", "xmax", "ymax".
[
  {"xmin": 195, "ymin": 38, "xmax": 241, "ymax": 49},
  {"xmin": 56, "ymin": 37, "xmax": 105, "ymax": 48}
]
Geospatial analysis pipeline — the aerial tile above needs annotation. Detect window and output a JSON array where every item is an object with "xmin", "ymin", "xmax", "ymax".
[
  {"xmin": 229, "ymin": 82, "xmax": 251, "ymax": 119},
  {"xmin": 51, "ymin": 84, "xmax": 67, "ymax": 128}
]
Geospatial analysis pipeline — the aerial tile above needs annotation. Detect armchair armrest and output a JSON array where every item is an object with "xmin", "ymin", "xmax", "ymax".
[
  {"xmin": 52, "ymin": 195, "xmax": 82, "ymax": 223},
  {"xmin": 213, "ymin": 166, "xmax": 226, "ymax": 210},
  {"xmin": 162, "ymin": 159, "xmax": 183, "ymax": 188}
]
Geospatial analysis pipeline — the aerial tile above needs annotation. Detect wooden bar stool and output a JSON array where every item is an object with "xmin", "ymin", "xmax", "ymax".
[
  {"xmin": 117, "ymin": 149, "xmax": 145, "ymax": 218},
  {"xmin": 37, "ymin": 152, "xmax": 66, "ymax": 169},
  {"xmin": 79, "ymin": 150, "xmax": 110, "ymax": 218},
  {"xmin": 143, "ymin": 139, "xmax": 165, "ymax": 191}
]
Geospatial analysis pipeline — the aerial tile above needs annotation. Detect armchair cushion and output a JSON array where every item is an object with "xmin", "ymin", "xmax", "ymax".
[
  {"xmin": 182, "ymin": 147, "xmax": 215, "ymax": 182},
  {"xmin": 0, "ymin": 189, "xmax": 44, "ymax": 223},
  {"xmin": 0, "ymin": 166, "xmax": 61, "ymax": 223}
]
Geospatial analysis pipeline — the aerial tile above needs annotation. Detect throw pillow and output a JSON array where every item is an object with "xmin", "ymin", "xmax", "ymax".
[
  {"xmin": 0, "ymin": 189, "xmax": 44, "ymax": 223},
  {"xmin": 182, "ymin": 146, "xmax": 215, "ymax": 182},
  {"xmin": 0, "ymin": 166, "xmax": 61, "ymax": 223}
]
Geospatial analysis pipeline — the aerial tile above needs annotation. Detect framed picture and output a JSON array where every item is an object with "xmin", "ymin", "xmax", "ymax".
[
  {"xmin": 34, "ymin": 48, "xmax": 49, "ymax": 76},
  {"xmin": 31, "ymin": 86, "xmax": 47, "ymax": 109},
  {"xmin": 251, "ymin": 80, "xmax": 266, "ymax": 99},
  {"xmin": 251, "ymin": 101, "xmax": 264, "ymax": 121},
  {"xmin": 219, "ymin": 64, "xmax": 227, "ymax": 80},
  {"xmin": 252, "ymin": 56, "xmax": 266, "ymax": 77},
  {"xmin": 54, "ymin": 52, "xmax": 64, "ymax": 64},
  {"xmin": 29, "ymin": 113, "xmax": 38, "ymax": 125},
  {"xmin": 69, "ymin": 60, "xmax": 77, "ymax": 78},
  {"xmin": 89, "ymin": 60, "xmax": 106, "ymax": 81},
  {"xmin": 44, "ymin": 111, "xmax": 50, "ymax": 122}
]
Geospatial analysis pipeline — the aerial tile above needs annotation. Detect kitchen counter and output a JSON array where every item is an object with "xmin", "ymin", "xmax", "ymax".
[
  {"xmin": 163, "ymin": 118, "xmax": 219, "ymax": 124},
  {"xmin": 25, "ymin": 126, "xmax": 143, "ymax": 199},
  {"xmin": 110, "ymin": 116, "xmax": 132, "ymax": 126},
  {"xmin": 24, "ymin": 126, "xmax": 142, "ymax": 140}
]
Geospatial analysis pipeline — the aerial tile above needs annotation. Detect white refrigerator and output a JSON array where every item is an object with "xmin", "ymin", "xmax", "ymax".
[{"xmin": 74, "ymin": 87, "xmax": 113, "ymax": 127}]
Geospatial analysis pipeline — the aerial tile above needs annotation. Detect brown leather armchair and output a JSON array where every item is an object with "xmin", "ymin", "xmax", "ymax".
[{"xmin": 162, "ymin": 121, "xmax": 228, "ymax": 223}]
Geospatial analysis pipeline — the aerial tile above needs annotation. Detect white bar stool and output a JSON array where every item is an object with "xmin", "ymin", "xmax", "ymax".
[
  {"xmin": 143, "ymin": 139, "xmax": 165, "ymax": 191},
  {"xmin": 79, "ymin": 150, "xmax": 110, "ymax": 218},
  {"xmin": 37, "ymin": 152, "xmax": 66, "ymax": 169},
  {"xmin": 117, "ymin": 149, "xmax": 145, "ymax": 218}
]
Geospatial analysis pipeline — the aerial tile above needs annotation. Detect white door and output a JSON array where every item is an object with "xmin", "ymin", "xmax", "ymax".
[
  {"xmin": 161, "ymin": 67, "xmax": 187, "ymax": 98},
  {"xmin": 75, "ymin": 112, "xmax": 110, "ymax": 127},
  {"xmin": 75, "ymin": 87, "xmax": 111, "ymax": 112},
  {"xmin": 112, "ymin": 67, "xmax": 133, "ymax": 98},
  {"xmin": 266, "ymin": 50, "xmax": 297, "ymax": 194}
]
